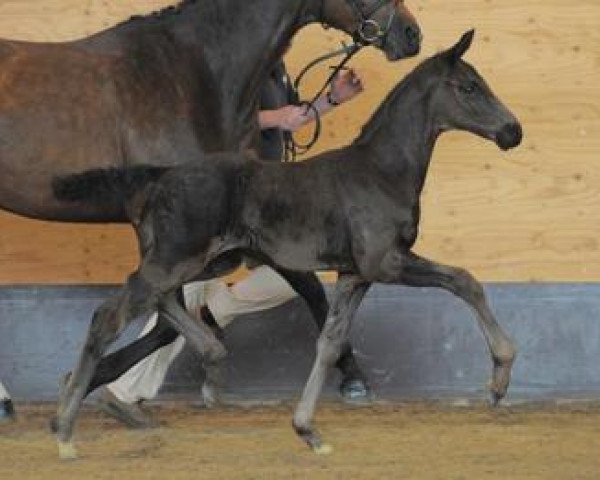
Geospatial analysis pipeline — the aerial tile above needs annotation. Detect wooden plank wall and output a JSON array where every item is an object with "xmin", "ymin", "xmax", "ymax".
[{"xmin": 0, "ymin": 1, "xmax": 597, "ymax": 283}]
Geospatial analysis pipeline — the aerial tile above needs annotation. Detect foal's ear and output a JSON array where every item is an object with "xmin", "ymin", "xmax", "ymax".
[{"xmin": 445, "ymin": 29, "xmax": 475, "ymax": 64}]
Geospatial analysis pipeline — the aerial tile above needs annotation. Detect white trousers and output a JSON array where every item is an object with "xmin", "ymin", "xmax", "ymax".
[
  {"xmin": 0, "ymin": 381, "xmax": 9, "ymax": 400},
  {"xmin": 108, "ymin": 266, "xmax": 297, "ymax": 403}
]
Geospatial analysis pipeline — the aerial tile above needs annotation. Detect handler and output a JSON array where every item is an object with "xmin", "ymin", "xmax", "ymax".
[{"xmin": 98, "ymin": 60, "xmax": 366, "ymax": 429}]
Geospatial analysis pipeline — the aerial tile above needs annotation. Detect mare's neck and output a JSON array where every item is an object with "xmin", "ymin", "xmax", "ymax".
[{"xmin": 114, "ymin": 0, "xmax": 321, "ymax": 148}]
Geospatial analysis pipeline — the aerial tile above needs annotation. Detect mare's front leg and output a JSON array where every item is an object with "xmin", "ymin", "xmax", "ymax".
[
  {"xmin": 387, "ymin": 251, "xmax": 517, "ymax": 404},
  {"xmin": 292, "ymin": 275, "xmax": 370, "ymax": 454},
  {"xmin": 53, "ymin": 271, "xmax": 159, "ymax": 460},
  {"xmin": 275, "ymin": 268, "xmax": 369, "ymax": 399}
]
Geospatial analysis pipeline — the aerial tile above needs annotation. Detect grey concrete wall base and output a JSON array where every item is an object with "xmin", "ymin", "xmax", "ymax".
[{"xmin": 1, "ymin": 284, "xmax": 599, "ymax": 401}]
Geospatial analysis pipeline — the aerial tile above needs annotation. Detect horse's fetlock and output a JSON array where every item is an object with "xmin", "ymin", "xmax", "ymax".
[{"xmin": 495, "ymin": 343, "xmax": 517, "ymax": 365}]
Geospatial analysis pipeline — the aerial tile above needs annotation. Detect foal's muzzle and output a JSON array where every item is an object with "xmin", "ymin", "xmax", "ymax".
[{"xmin": 496, "ymin": 122, "xmax": 523, "ymax": 150}]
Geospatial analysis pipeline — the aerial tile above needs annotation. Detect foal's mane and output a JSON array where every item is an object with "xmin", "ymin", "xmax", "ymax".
[
  {"xmin": 121, "ymin": 0, "xmax": 201, "ymax": 26},
  {"xmin": 353, "ymin": 53, "xmax": 445, "ymax": 146}
]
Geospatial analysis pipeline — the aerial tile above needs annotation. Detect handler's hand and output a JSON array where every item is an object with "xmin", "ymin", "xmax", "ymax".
[
  {"xmin": 273, "ymin": 105, "xmax": 310, "ymax": 132},
  {"xmin": 330, "ymin": 69, "xmax": 364, "ymax": 104}
]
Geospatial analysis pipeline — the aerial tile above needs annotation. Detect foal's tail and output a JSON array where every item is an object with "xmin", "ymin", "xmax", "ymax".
[{"xmin": 52, "ymin": 166, "xmax": 169, "ymax": 204}]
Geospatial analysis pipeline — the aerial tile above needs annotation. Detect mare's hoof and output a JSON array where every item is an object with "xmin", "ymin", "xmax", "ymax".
[
  {"xmin": 49, "ymin": 416, "xmax": 59, "ymax": 433},
  {"xmin": 489, "ymin": 390, "xmax": 503, "ymax": 408},
  {"xmin": 58, "ymin": 441, "xmax": 78, "ymax": 461},
  {"xmin": 0, "ymin": 399, "xmax": 15, "ymax": 423},
  {"xmin": 339, "ymin": 377, "xmax": 371, "ymax": 403}
]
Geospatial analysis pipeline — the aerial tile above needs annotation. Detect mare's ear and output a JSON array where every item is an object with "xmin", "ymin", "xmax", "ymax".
[{"xmin": 443, "ymin": 29, "xmax": 475, "ymax": 64}]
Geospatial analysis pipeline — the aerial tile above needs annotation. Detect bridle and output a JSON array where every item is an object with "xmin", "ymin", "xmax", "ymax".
[{"xmin": 284, "ymin": 0, "xmax": 399, "ymax": 161}]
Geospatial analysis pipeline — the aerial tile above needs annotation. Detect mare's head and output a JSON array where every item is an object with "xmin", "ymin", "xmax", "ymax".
[
  {"xmin": 322, "ymin": 0, "xmax": 421, "ymax": 60},
  {"xmin": 429, "ymin": 30, "xmax": 522, "ymax": 150}
]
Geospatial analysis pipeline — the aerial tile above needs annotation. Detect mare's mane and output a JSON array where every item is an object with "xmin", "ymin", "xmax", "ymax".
[{"xmin": 121, "ymin": 0, "xmax": 201, "ymax": 27}]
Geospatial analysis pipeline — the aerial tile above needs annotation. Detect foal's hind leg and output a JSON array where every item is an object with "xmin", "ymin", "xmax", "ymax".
[
  {"xmin": 393, "ymin": 252, "xmax": 516, "ymax": 404},
  {"xmin": 86, "ymin": 254, "xmax": 242, "ymax": 396},
  {"xmin": 274, "ymin": 268, "xmax": 369, "ymax": 399},
  {"xmin": 53, "ymin": 272, "xmax": 158, "ymax": 460},
  {"xmin": 158, "ymin": 290, "xmax": 227, "ymax": 407},
  {"xmin": 158, "ymin": 290, "xmax": 226, "ymax": 362},
  {"xmin": 293, "ymin": 275, "xmax": 370, "ymax": 454}
]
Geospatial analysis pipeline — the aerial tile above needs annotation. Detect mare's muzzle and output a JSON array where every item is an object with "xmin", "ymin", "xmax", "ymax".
[
  {"xmin": 404, "ymin": 24, "xmax": 421, "ymax": 55},
  {"xmin": 496, "ymin": 122, "xmax": 523, "ymax": 150}
]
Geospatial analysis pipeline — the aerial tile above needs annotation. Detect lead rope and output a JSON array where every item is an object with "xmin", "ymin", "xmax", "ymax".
[{"xmin": 284, "ymin": 42, "xmax": 363, "ymax": 162}]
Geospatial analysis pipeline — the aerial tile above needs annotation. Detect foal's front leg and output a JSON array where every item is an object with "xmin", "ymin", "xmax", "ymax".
[
  {"xmin": 390, "ymin": 251, "xmax": 517, "ymax": 404},
  {"xmin": 293, "ymin": 275, "xmax": 370, "ymax": 454},
  {"xmin": 274, "ymin": 268, "xmax": 369, "ymax": 398}
]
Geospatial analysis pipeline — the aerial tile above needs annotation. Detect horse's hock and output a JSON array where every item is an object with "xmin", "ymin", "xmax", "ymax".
[{"xmin": 0, "ymin": 1, "xmax": 599, "ymax": 401}]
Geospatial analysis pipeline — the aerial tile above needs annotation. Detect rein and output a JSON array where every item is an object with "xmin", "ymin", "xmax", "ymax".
[
  {"xmin": 283, "ymin": 0, "xmax": 398, "ymax": 161},
  {"xmin": 284, "ymin": 42, "xmax": 362, "ymax": 161}
]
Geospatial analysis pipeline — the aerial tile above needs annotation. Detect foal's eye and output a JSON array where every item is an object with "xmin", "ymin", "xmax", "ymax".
[{"xmin": 459, "ymin": 81, "xmax": 478, "ymax": 94}]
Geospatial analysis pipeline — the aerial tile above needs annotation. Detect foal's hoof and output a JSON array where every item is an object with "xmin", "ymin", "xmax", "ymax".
[
  {"xmin": 58, "ymin": 441, "xmax": 78, "ymax": 461},
  {"xmin": 313, "ymin": 443, "xmax": 334, "ymax": 455},
  {"xmin": 487, "ymin": 353, "xmax": 516, "ymax": 407},
  {"xmin": 201, "ymin": 382, "xmax": 220, "ymax": 409},
  {"xmin": 293, "ymin": 421, "xmax": 332, "ymax": 454}
]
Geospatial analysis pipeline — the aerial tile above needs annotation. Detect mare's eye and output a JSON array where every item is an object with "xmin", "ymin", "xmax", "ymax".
[{"xmin": 459, "ymin": 81, "xmax": 478, "ymax": 94}]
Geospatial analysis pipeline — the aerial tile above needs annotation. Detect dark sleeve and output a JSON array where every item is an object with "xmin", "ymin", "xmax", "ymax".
[{"xmin": 258, "ymin": 61, "xmax": 294, "ymax": 162}]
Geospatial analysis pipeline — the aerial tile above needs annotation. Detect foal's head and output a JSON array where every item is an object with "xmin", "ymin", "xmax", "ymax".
[
  {"xmin": 322, "ymin": 0, "xmax": 421, "ymax": 60},
  {"xmin": 430, "ymin": 30, "xmax": 523, "ymax": 150}
]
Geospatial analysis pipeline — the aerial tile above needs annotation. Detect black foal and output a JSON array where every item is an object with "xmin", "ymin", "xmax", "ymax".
[{"xmin": 53, "ymin": 31, "xmax": 521, "ymax": 457}]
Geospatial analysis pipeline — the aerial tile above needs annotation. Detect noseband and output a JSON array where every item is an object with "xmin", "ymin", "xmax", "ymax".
[{"xmin": 344, "ymin": 0, "xmax": 398, "ymax": 46}]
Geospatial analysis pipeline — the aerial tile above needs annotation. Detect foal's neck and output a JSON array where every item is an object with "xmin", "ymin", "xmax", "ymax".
[{"xmin": 354, "ymin": 69, "xmax": 441, "ymax": 193}]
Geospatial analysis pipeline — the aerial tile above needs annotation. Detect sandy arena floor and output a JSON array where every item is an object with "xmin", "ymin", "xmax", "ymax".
[{"xmin": 1, "ymin": 401, "xmax": 599, "ymax": 479}]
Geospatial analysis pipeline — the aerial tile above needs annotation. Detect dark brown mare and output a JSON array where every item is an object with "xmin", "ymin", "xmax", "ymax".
[
  {"xmin": 0, "ymin": 0, "xmax": 421, "ymax": 401},
  {"xmin": 53, "ymin": 30, "xmax": 521, "ymax": 457}
]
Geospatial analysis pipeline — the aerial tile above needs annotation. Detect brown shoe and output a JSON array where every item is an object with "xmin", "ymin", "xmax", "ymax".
[{"xmin": 96, "ymin": 388, "xmax": 158, "ymax": 429}]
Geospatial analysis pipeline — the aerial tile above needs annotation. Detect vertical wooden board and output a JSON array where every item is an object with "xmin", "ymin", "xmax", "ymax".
[{"xmin": 0, "ymin": 1, "xmax": 597, "ymax": 283}]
